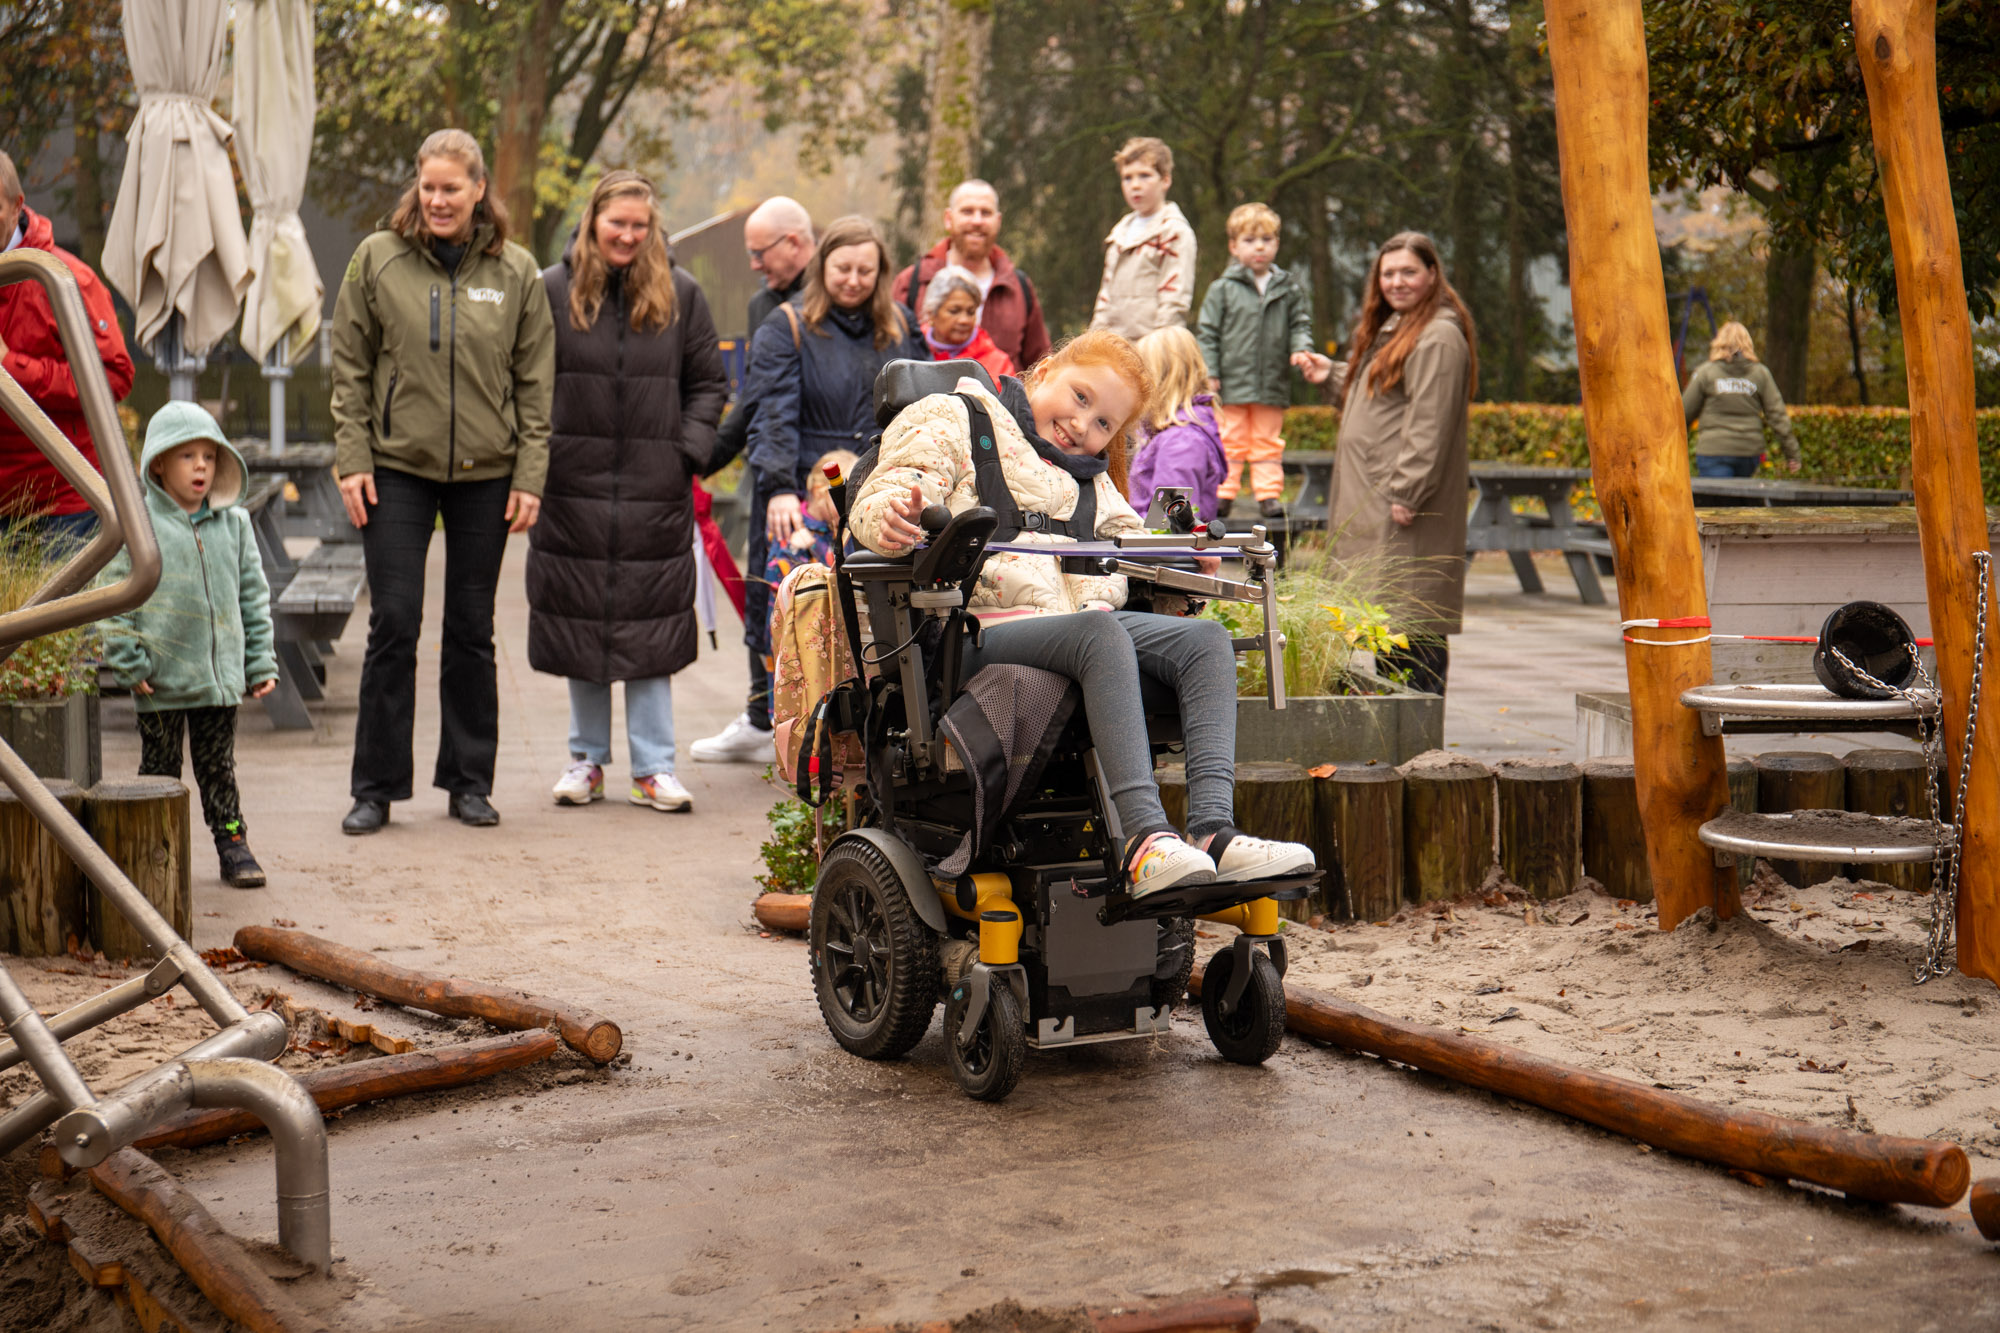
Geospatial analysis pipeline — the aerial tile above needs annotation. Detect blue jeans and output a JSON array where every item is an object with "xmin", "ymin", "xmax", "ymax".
[
  {"xmin": 20, "ymin": 510, "xmax": 99, "ymax": 554},
  {"xmin": 568, "ymin": 676, "xmax": 676, "ymax": 779},
  {"xmin": 1694, "ymin": 454, "xmax": 1761, "ymax": 478}
]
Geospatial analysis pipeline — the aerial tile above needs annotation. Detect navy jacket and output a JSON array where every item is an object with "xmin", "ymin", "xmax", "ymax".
[{"xmin": 743, "ymin": 302, "xmax": 922, "ymax": 499}]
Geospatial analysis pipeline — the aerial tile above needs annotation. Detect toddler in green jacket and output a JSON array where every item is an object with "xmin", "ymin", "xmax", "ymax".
[{"xmin": 101, "ymin": 402, "xmax": 278, "ymax": 888}]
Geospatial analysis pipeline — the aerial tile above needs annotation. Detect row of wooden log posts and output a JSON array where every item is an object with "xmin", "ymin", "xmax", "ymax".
[
  {"xmin": 1173, "ymin": 748, "xmax": 1936, "ymax": 922},
  {"xmin": 0, "ymin": 777, "xmax": 187, "ymax": 958}
]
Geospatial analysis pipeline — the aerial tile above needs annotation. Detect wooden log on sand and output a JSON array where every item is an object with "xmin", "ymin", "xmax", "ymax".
[
  {"xmin": 1187, "ymin": 966, "xmax": 1968, "ymax": 1208},
  {"xmin": 1844, "ymin": 748, "xmax": 1930, "ymax": 892},
  {"xmin": 88, "ymin": 1148, "xmax": 332, "ymax": 1333},
  {"xmin": 1546, "ymin": 0, "xmax": 1737, "ymax": 930},
  {"xmin": 82, "ymin": 777, "xmax": 191, "ymax": 961},
  {"xmin": 1726, "ymin": 755, "xmax": 1758, "ymax": 888},
  {"xmin": 0, "ymin": 778, "xmax": 85, "ymax": 955},
  {"xmin": 753, "ymin": 893, "xmax": 812, "ymax": 933},
  {"xmin": 1853, "ymin": 0, "xmax": 2000, "ymax": 983},
  {"xmin": 1399, "ymin": 752, "xmax": 1493, "ymax": 903},
  {"xmin": 1580, "ymin": 758, "xmax": 1648, "ymax": 901},
  {"xmin": 132, "ymin": 1031, "xmax": 559, "ymax": 1152},
  {"xmin": 234, "ymin": 926, "xmax": 621, "ymax": 1063},
  {"xmin": 1233, "ymin": 762, "xmax": 1316, "ymax": 920},
  {"xmin": 1496, "ymin": 759, "xmax": 1582, "ymax": 899},
  {"xmin": 1755, "ymin": 752, "xmax": 1845, "ymax": 887},
  {"xmin": 1316, "ymin": 764, "xmax": 1403, "ymax": 921},
  {"xmin": 1972, "ymin": 1179, "xmax": 2000, "ymax": 1241}
]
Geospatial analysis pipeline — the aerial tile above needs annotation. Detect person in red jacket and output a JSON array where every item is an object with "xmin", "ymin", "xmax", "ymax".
[
  {"xmin": 890, "ymin": 179, "xmax": 1050, "ymax": 371},
  {"xmin": 0, "ymin": 151, "xmax": 135, "ymax": 545}
]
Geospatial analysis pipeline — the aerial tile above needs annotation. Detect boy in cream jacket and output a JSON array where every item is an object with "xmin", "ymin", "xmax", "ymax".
[{"xmin": 1092, "ymin": 137, "xmax": 1198, "ymax": 340}]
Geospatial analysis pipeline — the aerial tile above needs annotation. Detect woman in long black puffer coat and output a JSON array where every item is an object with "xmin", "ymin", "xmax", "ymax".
[{"xmin": 529, "ymin": 170, "xmax": 728, "ymax": 812}]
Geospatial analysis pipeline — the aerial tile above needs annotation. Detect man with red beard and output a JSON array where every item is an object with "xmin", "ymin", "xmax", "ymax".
[{"xmin": 891, "ymin": 179, "xmax": 1049, "ymax": 372}]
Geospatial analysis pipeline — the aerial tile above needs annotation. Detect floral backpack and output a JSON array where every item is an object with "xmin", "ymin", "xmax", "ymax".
[{"xmin": 769, "ymin": 561, "xmax": 867, "ymax": 795}]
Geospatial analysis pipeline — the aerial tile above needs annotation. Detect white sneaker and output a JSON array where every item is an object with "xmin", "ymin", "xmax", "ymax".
[
  {"xmin": 688, "ymin": 713, "xmax": 776, "ymax": 763},
  {"xmin": 1126, "ymin": 831, "xmax": 1217, "ymax": 899},
  {"xmin": 631, "ymin": 772, "xmax": 693, "ymax": 812},
  {"xmin": 1206, "ymin": 830, "xmax": 1315, "ymax": 883},
  {"xmin": 552, "ymin": 760, "xmax": 603, "ymax": 806}
]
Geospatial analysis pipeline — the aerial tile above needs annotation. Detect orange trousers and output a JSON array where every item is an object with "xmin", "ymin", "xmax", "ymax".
[{"xmin": 1216, "ymin": 403, "xmax": 1287, "ymax": 501}]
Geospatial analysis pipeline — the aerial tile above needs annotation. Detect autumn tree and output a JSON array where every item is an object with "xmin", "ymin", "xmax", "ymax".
[{"xmin": 0, "ymin": 0, "xmax": 131, "ymax": 270}]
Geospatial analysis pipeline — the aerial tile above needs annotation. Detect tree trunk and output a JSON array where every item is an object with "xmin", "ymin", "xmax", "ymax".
[
  {"xmin": 1317, "ymin": 765, "xmax": 1403, "ymax": 921},
  {"xmin": 81, "ymin": 778, "xmax": 191, "ymax": 963},
  {"xmin": 1845, "ymin": 281, "xmax": 1872, "ymax": 405},
  {"xmin": 1764, "ymin": 241, "xmax": 1815, "ymax": 403},
  {"xmin": 491, "ymin": 0, "xmax": 564, "ymax": 259},
  {"xmin": 71, "ymin": 123, "xmax": 107, "ymax": 275},
  {"xmin": 1399, "ymin": 754, "xmax": 1494, "ymax": 902},
  {"xmin": 1854, "ymin": 0, "xmax": 2000, "ymax": 982},
  {"xmin": 920, "ymin": 0, "xmax": 993, "ymax": 228},
  {"xmin": 1580, "ymin": 758, "xmax": 1651, "ymax": 902},
  {"xmin": 1754, "ymin": 751, "xmax": 1845, "ymax": 888},
  {"xmin": 0, "ymin": 780, "xmax": 86, "ymax": 956},
  {"xmin": 1544, "ymin": 0, "xmax": 1737, "ymax": 929},
  {"xmin": 1496, "ymin": 759, "xmax": 1582, "ymax": 899},
  {"xmin": 1445, "ymin": 0, "xmax": 1482, "ymax": 297}
]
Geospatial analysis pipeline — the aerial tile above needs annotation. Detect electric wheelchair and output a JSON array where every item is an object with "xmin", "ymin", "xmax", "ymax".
[{"xmin": 802, "ymin": 360, "xmax": 1318, "ymax": 1101}]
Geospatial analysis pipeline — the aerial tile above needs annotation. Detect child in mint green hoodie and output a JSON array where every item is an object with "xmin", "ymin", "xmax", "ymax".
[{"xmin": 101, "ymin": 402, "xmax": 278, "ymax": 888}]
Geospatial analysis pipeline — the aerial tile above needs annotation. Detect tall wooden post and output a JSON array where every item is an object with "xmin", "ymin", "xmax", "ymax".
[
  {"xmin": 1853, "ymin": 0, "xmax": 2000, "ymax": 985},
  {"xmin": 1542, "ymin": 0, "xmax": 1738, "ymax": 930}
]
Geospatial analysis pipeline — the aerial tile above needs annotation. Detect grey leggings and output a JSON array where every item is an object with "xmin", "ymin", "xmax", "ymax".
[{"xmin": 961, "ymin": 610, "xmax": 1237, "ymax": 844}]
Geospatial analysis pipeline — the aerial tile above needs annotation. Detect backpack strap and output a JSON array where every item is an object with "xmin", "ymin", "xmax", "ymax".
[
  {"xmin": 956, "ymin": 392, "xmax": 1095, "ymax": 543},
  {"xmin": 780, "ymin": 302, "xmax": 802, "ymax": 350}
]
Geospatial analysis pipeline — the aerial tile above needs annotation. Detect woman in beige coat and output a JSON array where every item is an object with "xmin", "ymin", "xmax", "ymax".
[{"xmin": 1327, "ymin": 232, "xmax": 1477, "ymax": 696}]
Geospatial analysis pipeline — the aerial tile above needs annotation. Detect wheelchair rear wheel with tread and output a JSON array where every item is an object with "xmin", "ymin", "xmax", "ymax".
[
  {"xmin": 945, "ymin": 981, "xmax": 1026, "ymax": 1101},
  {"xmin": 809, "ymin": 841, "xmax": 940, "ymax": 1060},
  {"xmin": 1200, "ymin": 946, "xmax": 1286, "ymax": 1065}
]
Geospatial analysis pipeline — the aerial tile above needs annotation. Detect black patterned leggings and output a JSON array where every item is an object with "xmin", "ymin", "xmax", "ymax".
[{"xmin": 136, "ymin": 706, "xmax": 245, "ymax": 848}]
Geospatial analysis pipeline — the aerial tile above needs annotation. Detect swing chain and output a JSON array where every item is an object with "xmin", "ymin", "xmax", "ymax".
[{"xmin": 1824, "ymin": 551, "xmax": 1988, "ymax": 983}]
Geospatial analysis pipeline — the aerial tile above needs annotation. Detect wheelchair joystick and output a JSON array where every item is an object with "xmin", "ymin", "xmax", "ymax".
[{"xmin": 920, "ymin": 503, "xmax": 952, "ymax": 535}]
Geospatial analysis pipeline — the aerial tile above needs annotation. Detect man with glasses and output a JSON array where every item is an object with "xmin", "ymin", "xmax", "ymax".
[{"xmin": 692, "ymin": 197, "xmax": 815, "ymax": 762}]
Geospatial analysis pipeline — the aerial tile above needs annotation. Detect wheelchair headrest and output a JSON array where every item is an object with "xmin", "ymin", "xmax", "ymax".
[{"xmin": 873, "ymin": 358, "xmax": 998, "ymax": 427}]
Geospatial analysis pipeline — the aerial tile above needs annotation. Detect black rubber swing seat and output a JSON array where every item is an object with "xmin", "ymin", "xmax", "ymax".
[{"xmin": 1096, "ymin": 870, "xmax": 1319, "ymax": 926}]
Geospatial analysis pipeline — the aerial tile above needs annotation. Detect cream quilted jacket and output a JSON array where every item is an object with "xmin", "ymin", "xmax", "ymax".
[{"xmin": 851, "ymin": 378, "xmax": 1145, "ymax": 622}]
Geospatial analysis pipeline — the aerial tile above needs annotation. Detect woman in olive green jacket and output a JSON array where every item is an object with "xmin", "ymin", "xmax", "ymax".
[
  {"xmin": 1682, "ymin": 321, "xmax": 1801, "ymax": 478},
  {"xmin": 329, "ymin": 129, "xmax": 556, "ymax": 835}
]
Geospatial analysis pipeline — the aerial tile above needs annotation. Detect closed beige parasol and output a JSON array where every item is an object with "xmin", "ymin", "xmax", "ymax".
[{"xmin": 233, "ymin": 0, "xmax": 322, "ymax": 367}]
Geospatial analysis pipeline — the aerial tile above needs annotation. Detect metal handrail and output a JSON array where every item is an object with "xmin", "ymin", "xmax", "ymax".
[{"xmin": 0, "ymin": 248, "xmax": 160, "ymax": 651}]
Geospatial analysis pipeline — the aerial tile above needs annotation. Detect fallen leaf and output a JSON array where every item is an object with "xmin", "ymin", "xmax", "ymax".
[
  {"xmin": 1840, "ymin": 939, "xmax": 1872, "ymax": 953},
  {"xmin": 1728, "ymin": 1169, "xmax": 1771, "ymax": 1188},
  {"xmin": 1613, "ymin": 922, "xmax": 1636, "ymax": 931},
  {"xmin": 1829, "ymin": 1014, "xmax": 1848, "ymax": 1029},
  {"xmin": 1309, "ymin": 763, "xmax": 1338, "ymax": 779},
  {"xmin": 1490, "ymin": 1007, "xmax": 1523, "ymax": 1024},
  {"xmin": 1569, "ymin": 913, "xmax": 1590, "ymax": 927},
  {"xmin": 271, "ymin": 917, "xmax": 298, "ymax": 928},
  {"xmin": 1473, "ymin": 984, "xmax": 1504, "ymax": 995},
  {"xmin": 1497, "ymin": 706, "xmax": 1510, "ymax": 713}
]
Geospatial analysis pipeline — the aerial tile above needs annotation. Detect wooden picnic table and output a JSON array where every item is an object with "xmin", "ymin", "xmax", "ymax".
[
  {"xmin": 232, "ymin": 438, "xmax": 356, "ymax": 544},
  {"xmin": 238, "ymin": 467, "xmax": 368, "ymax": 731},
  {"xmin": 1688, "ymin": 476, "xmax": 1913, "ymax": 507},
  {"xmin": 1466, "ymin": 463, "xmax": 1605, "ymax": 604}
]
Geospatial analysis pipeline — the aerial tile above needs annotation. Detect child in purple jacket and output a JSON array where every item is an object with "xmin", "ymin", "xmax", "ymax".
[{"xmin": 1128, "ymin": 326, "xmax": 1227, "ymax": 524}]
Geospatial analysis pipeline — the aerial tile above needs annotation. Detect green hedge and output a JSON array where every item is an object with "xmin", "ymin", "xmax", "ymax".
[{"xmin": 1282, "ymin": 403, "xmax": 2000, "ymax": 499}]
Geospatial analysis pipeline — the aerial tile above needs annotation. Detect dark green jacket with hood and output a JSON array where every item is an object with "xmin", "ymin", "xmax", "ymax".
[
  {"xmin": 1195, "ymin": 260, "xmax": 1315, "ymax": 406},
  {"xmin": 100, "ymin": 402, "xmax": 277, "ymax": 711},
  {"xmin": 330, "ymin": 220, "xmax": 556, "ymax": 494},
  {"xmin": 1682, "ymin": 356, "xmax": 1800, "ymax": 463}
]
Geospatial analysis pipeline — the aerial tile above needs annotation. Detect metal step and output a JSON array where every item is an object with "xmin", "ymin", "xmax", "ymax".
[
  {"xmin": 1697, "ymin": 807, "xmax": 1951, "ymax": 864},
  {"xmin": 1680, "ymin": 682, "xmax": 1938, "ymax": 737}
]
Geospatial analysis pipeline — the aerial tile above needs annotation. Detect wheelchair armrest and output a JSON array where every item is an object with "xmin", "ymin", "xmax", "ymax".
[{"xmin": 843, "ymin": 550, "xmax": 918, "ymax": 582}]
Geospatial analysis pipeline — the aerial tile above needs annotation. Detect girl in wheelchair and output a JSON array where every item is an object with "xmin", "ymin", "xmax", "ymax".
[{"xmin": 851, "ymin": 331, "xmax": 1316, "ymax": 899}]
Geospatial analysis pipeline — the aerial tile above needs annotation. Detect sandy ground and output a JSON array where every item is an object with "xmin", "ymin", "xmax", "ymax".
[{"xmin": 2, "ymin": 542, "xmax": 1998, "ymax": 1331}]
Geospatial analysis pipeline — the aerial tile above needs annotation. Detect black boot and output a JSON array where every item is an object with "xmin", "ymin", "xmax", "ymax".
[
  {"xmin": 218, "ymin": 838, "xmax": 267, "ymax": 888},
  {"xmin": 342, "ymin": 799, "xmax": 389, "ymax": 835},
  {"xmin": 448, "ymin": 792, "xmax": 500, "ymax": 827}
]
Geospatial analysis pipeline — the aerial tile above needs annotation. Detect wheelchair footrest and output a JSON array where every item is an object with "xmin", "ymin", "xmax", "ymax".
[{"xmin": 1095, "ymin": 871, "xmax": 1318, "ymax": 925}]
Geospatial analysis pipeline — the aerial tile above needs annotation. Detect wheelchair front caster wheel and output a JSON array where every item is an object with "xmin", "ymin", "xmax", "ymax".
[
  {"xmin": 945, "ymin": 981, "xmax": 1026, "ymax": 1102},
  {"xmin": 1201, "ymin": 946, "xmax": 1285, "ymax": 1065}
]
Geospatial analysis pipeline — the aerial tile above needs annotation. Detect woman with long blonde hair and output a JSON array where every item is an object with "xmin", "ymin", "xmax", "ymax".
[
  {"xmin": 529, "ymin": 169, "xmax": 729, "ymax": 813},
  {"xmin": 1682, "ymin": 320, "xmax": 1801, "ymax": 477}
]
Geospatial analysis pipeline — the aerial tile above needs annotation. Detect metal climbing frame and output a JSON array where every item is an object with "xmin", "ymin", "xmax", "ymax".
[{"xmin": 0, "ymin": 250, "xmax": 330, "ymax": 1270}]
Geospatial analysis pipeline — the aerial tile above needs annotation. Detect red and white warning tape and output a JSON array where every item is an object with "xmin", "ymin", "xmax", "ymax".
[{"xmin": 1620, "ymin": 615, "xmax": 1935, "ymax": 648}]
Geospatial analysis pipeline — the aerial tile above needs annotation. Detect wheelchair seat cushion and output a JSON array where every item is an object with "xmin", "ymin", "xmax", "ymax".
[{"xmin": 935, "ymin": 664, "xmax": 1080, "ymax": 876}]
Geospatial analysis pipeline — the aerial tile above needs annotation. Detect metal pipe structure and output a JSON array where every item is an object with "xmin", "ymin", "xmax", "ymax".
[
  {"xmin": 0, "ymin": 252, "xmax": 331, "ymax": 1270},
  {"xmin": 0, "ymin": 957, "xmax": 184, "ymax": 1076}
]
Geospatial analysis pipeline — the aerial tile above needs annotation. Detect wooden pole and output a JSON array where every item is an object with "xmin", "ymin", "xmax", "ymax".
[
  {"xmin": 1188, "ymin": 966, "xmax": 1968, "ymax": 1208},
  {"xmin": 1972, "ymin": 1179, "xmax": 2000, "ymax": 1241},
  {"xmin": 1852, "ymin": 0, "xmax": 2000, "ymax": 984},
  {"xmin": 1845, "ymin": 748, "xmax": 1932, "ymax": 892},
  {"xmin": 233, "ymin": 926, "xmax": 622, "ymax": 1063},
  {"xmin": 0, "ymin": 779, "xmax": 86, "ymax": 955},
  {"xmin": 87, "ymin": 1148, "xmax": 333, "ymax": 1333},
  {"xmin": 1233, "ymin": 762, "xmax": 1317, "ymax": 920},
  {"xmin": 753, "ymin": 893, "xmax": 812, "ymax": 933},
  {"xmin": 1543, "ymin": 0, "xmax": 1737, "ymax": 929},
  {"xmin": 1317, "ymin": 765, "xmax": 1404, "ymax": 921},
  {"xmin": 1580, "ymin": 758, "xmax": 1652, "ymax": 902},
  {"xmin": 82, "ymin": 777, "xmax": 192, "ymax": 961},
  {"xmin": 132, "ymin": 1031, "xmax": 559, "ymax": 1152},
  {"xmin": 1495, "ymin": 759, "xmax": 1582, "ymax": 899},
  {"xmin": 1754, "ymin": 752, "xmax": 1847, "ymax": 888},
  {"xmin": 1399, "ymin": 753, "xmax": 1494, "ymax": 902}
]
